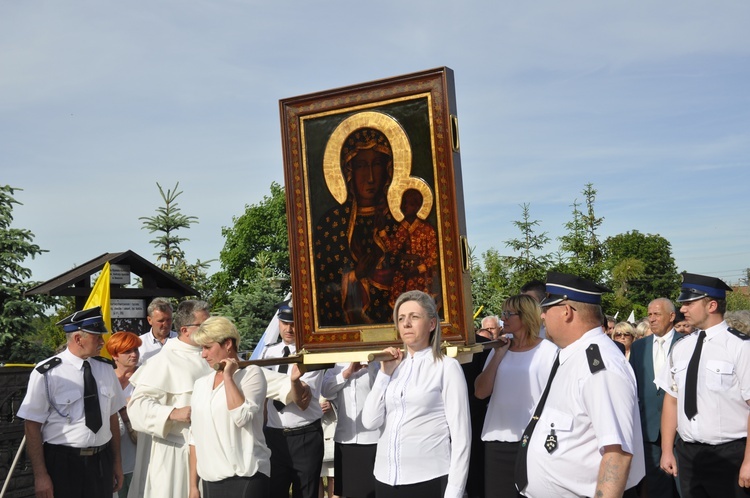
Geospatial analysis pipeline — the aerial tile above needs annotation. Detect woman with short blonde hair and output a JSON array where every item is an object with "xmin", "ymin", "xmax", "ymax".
[{"xmin": 189, "ymin": 316, "xmax": 270, "ymax": 498}]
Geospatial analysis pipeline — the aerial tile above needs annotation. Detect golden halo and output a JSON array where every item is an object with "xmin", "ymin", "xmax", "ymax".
[
  {"xmin": 322, "ymin": 111, "xmax": 411, "ymax": 206},
  {"xmin": 389, "ymin": 176, "xmax": 434, "ymax": 222}
]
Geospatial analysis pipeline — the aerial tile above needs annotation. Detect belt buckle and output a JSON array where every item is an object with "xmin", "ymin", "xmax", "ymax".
[{"xmin": 80, "ymin": 447, "xmax": 95, "ymax": 456}]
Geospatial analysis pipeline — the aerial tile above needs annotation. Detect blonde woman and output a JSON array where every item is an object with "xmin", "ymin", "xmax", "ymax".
[
  {"xmin": 188, "ymin": 317, "xmax": 270, "ymax": 498},
  {"xmin": 612, "ymin": 321, "xmax": 637, "ymax": 359},
  {"xmin": 474, "ymin": 294, "xmax": 558, "ymax": 498}
]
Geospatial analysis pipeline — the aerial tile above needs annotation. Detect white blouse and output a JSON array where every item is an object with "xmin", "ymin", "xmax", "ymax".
[
  {"xmin": 189, "ymin": 365, "xmax": 270, "ymax": 482},
  {"xmin": 321, "ymin": 362, "xmax": 380, "ymax": 445},
  {"xmin": 362, "ymin": 348, "xmax": 471, "ymax": 498},
  {"xmin": 481, "ymin": 339, "xmax": 559, "ymax": 442}
]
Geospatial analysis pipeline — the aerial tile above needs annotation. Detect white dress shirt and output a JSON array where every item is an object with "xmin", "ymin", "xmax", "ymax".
[
  {"xmin": 19, "ymin": 348, "xmax": 125, "ymax": 448},
  {"xmin": 321, "ymin": 362, "xmax": 380, "ymax": 444},
  {"xmin": 190, "ymin": 366, "xmax": 271, "ymax": 482},
  {"xmin": 138, "ymin": 329, "xmax": 178, "ymax": 365},
  {"xmin": 522, "ymin": 329, "xmax": 645, "ymax": 498},
  {"xmin": 362, "ymin": 348, "xmax": 471, "ymax": 498},
  {"xmin": 655, "ymin": 321, "xmax": 750, "ymax": 444},
  {"xmin": 652, "ymin": 329, "xmax": 674, "ymax": 379},
  {"xmin": 262, "ymin": 341, "xmax": 323, "ymax": 428}
]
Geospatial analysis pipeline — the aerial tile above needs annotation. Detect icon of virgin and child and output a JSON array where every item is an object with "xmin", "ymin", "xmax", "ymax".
[{"xmin": 313, "ymin": 115, "xmax": 442, "ymax": 327}]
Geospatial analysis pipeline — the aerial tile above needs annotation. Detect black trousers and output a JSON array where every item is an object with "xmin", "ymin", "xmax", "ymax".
[
  {"xmin": 43, "ymin": 443, "xmax": 113, "ymax": 498},
  {"xmin": 202, "ymin": 473, "xmax": 270, "ymax": 498},
  {"xmin": 675, "ymin": 437, "xmax": 750, "ymax": 498},
  {"xmin": 264, "ymin": 420, "xmax": 324, "ymax": 498},
  {"xmin": 641, "ymin": 438, "xmax": 680, "ymax": 497},
  {"xmin": 375, "ymin": 475, "xmax": 448, "ymax": 498},
  {"xmin": 333, "ymin": 442, "xmax": 377, "ymax": 498}
]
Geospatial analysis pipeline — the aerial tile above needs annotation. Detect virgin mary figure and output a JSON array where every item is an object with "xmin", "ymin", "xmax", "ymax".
[{"xmin": 314, "ymin": 127, "xmax": 399, "ymax": 326}]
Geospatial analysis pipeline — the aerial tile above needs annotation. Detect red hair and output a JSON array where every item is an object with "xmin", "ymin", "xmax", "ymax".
[{"xmin": 105, "ymin": 331, "xmax": 142, "ymax": 356}]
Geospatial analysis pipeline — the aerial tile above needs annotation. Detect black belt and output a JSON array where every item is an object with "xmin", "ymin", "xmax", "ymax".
[
  {"xmin": 681, "ymin": 437, "xmax": 746, "ymax": 448},
  {"xmin": 45, "ymin": 442, "xmax": 110, "ymax": 457},
  {"xmin": 268, "ymin": 419, "xmax": 321, "ymax": 436}
]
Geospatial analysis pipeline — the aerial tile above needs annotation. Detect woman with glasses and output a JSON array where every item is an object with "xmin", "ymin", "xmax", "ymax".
[
  {"xmin": 611, "ymin": 322, "xmax": 637, "ymax": 359},
  {"xmin": 105, "ymin": 331, "xmax": 142, "ymax": 498},
  {"xmin": 474, "ymin": 294, "xmax": 558, "ymax": 498}
]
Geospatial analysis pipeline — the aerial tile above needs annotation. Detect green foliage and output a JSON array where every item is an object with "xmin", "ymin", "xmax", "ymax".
[
  {"xmin": 214, "ymin": 182, "xmax": 290, "ymax": 305},
  {"xmin": 216, "ymin": 278, "xmax": 285, "ymax": 351},
  {"xmin": 503, "ymin": 203, "xmax": 551, "ymax": 292},
  {"xmin": 603, "ymin": 230, "xmax": 680, "ymax": 315},
  {"xmin": 470, "ymin": 247, "xmax": 511, "ymax": 323},
  {"xmin": 0, "ymin": 185, "xmax": 55, "ymax": 362},
  {"xmin": 140, "ymin": 182, "xmax": 213, "ymax": 299},
  {"xmin": 557, "ymin": 183, "xmax": 606, "ymax": 282},
  {"xmin": 727, "ymin": 289, "xmax": 750, "ymax": 311},
  {"xmin": 140, "ymin": 182, "xmax": 198, "ymax": 269}
]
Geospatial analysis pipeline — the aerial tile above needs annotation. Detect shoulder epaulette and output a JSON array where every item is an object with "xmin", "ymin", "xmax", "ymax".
[
  {"xmin": 36, "ymin": 357, "xmax": 62, "ymax": 374},
  {"xmin": 586, "ymin": 344, "xmax": 606, "ymax": 374},
  {"xmin": 91, "ymin": 356, "xmax": 116, "ymax": 368},
  {"xmin": 727, "ymin": 327, "xmax": 750, "ymax": 341}
]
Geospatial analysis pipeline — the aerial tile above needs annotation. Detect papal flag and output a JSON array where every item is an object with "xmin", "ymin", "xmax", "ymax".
[{"xmin": 85, "ymin": 261, "xmax": 112, "ymax": 357}]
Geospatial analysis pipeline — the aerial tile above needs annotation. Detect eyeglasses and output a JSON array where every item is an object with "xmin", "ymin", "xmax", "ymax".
[
  {"xmin": 613, "ymin": 333, "xmax": 633, "ymax": 339},
  {"xmin": 185, "ymin": 323, "xmax": 203, "ymax": 328},
  {"xmin": 501, "ymin": 311, "xmax": 519, "ymax": 319}
]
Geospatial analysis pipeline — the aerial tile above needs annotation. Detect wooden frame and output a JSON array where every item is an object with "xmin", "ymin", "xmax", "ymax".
[{"xmin": 279, "ymin": 67, "xmax": 473, "ymax": 352}]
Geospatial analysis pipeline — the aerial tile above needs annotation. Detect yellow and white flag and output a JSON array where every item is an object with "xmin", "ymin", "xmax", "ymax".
[{"xmin": 85, "ymin": 261, "xmax": 112, "ymax": 357}]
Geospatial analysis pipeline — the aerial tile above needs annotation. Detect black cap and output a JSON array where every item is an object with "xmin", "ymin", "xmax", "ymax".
[
  {"xmin": 276, "ymin": 300, "xmax": 294, "ymax": 323},
  {"xmin": 540, "ymin": 272, "xmax": 612, "ymax": 307},
  {"xmin": 56, "ymin": 306, "xmax": 109, "ymax": 334},
  {"xmin": 677, "ymin": 272, "xmax": 733, "ymax": 303}
]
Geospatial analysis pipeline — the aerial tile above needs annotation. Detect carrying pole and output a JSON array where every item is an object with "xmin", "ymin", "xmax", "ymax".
[{"xmin": 0, "ymin": 435, "xmax": 26, "ymax": 498}]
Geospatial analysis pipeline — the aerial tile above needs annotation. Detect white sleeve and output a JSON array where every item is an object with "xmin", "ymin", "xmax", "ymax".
[
  {"xmin": 441, "ymin": 359, "xmax": 471, "ymax": 498},
  {"xmin": 361, "ymin": 370, "xmax": 390, "ymax": 430}
]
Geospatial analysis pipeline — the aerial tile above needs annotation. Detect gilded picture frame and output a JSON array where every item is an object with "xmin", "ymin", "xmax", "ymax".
[{"xmin": 279, "ymin": 67, "xmax": 473, "ymax": 352}]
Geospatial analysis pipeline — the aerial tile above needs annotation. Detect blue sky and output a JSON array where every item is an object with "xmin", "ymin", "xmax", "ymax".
[{"xmin": 2, "ymin": 1, "xmax": 749, "ymax": 287}]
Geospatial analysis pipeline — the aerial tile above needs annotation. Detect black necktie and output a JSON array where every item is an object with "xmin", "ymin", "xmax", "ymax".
[
  {"xmin": 273, "ymin": 346, "xmax": 291, "ymax": 412},
  {"xmin": 515, "ymin": 354, "xmax": 560, "ymax": 493},
  {"xmin": 684, "ymin": 330, "xmax": 706, "ymax": 419},
  {"xmin": 277, "ymin": 346, "xmax": 290, "ymax": 374},
  {"xmin": 82, "ymin": 361, "xmax": 102, "ymax": 433}
]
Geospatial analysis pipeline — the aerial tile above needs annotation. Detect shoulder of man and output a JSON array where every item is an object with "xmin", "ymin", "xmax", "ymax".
[
  {"xmin": 585, "ymin": 344, "xmax": 607, "ymax": 374},
  {"xmin": 727, "ymin": 327, "xmax": 750, "ymax": 341},
  {"xmin": 91, "ymin": 356, "xmax": 116, "ymax": 368},
  {"xmin": 35, "ymin": 357, "xmax": 62, "ymax": 374},
  {"xmin": 262, "ymin": 341, "xmax": 283, "ymax": 358}
]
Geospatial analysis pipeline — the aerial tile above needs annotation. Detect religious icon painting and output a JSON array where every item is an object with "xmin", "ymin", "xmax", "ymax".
[{"xmin": 279, "ymin": 67, "xmax": 473, "ymax": 352}]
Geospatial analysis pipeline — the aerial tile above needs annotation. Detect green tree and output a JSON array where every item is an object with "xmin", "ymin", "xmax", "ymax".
[
  {"xmin": 470, "ymin": 247, "xmax": 512, "ymax": 324},
  {"xmin": 0, "ymin": 186, "xmax": 55, "ymax": 362},
  {"xmin": 140, "ymin": 182, "xmax": 212, "ymax": 299},
  {"xmin": 503, "ymin": 203, "xmax": 551, "ymax": 291},
  {"xmin": 214, "ymin": 182, "xmax": 290, "ymax": 305},
  {"xmin": 217, "ymin": 278, "xmax": 285, "ymax": 351},
  {"xmin": 140, "ymin": 182, "xmax": 198, "ymax": 269},
  {"xmin": 557, "ymin": 183, "xmax": 605, "ymax": 282},
  {"xmin": 604, "ymin": 230, "xmax": 680, "ymax": 314}
]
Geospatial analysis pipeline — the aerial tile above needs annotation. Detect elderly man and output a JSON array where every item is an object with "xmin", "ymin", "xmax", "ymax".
[
  {"xmin": 629, "ymin": 298, "xmax": 680, "ymax": 497},
  {"xmin": 19, "ymin": 307, "xmax": 126, "ymax": 498},
  {"xmin": 658, "ymin": 273, "xmax": 750, "ymax": 497},
  {"xmin": 127, "ymin": 300, "xmax": 212, "ymax": 498},
  {"xmin": 138, "ymin": 298, "xmax": 177, "ymax": 364},
  {"xmin": 478, "ymin": 315, "xmax": 503, "ymax": 340},
  {"xmin": 515, "ymin": 272, "xmax": 645, "ymax": 497}
]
